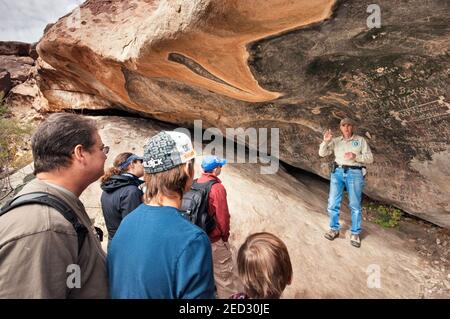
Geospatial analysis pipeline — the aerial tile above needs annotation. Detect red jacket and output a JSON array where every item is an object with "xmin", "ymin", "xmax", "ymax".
[{"xmin": 197, "ymin": 173, "xmax": 230, "ymax": 243}]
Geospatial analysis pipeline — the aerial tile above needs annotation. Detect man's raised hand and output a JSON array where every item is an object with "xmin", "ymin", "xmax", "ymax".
[{"xmin": 323, "ymin": 129, "xmax": 333, "ymax": 142}]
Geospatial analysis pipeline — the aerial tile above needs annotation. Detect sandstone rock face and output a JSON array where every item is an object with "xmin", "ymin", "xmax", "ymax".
[
  {"xmin": 6, "ymin": 78, "xmax": 49, "ymax": 115},
  {"xmin": 0, "ymin": 69, "xmax": 11, "ymax": 98},
  {"xmin": 76, "ymin": 115, "xmax": 435, "ymax": 298},
  {"xmin": 0, "ymin": 55, "xmax": 34, "ymax": 86},
  {"xmin": 28, "ymin": 43, "xmax": 38, "ymax": 60},
  {"xmin": 0, "ymin": 41, "xmax": 31, "ymax": 57},
  {"xmin": 36, "ymin": 0, "xmax": 450, "ymax": 228},
  {"xmin": 0, "ymin": 41, "xmax": 40, "ymax": 104}
]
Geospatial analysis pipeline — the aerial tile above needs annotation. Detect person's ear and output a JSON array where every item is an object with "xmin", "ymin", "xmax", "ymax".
[
  {"xmin": 183, "ymin": 162, "xmax": 194, "ymax": 193},
  {"xmin": 72, "ymin": 144, "xmax": 86, "ymax": 163}
]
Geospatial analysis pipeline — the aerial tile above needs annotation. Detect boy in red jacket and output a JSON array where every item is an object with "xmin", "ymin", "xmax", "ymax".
[{"xmin": 197, "ymin": 155, "xmax": 239, "ymax": 298}]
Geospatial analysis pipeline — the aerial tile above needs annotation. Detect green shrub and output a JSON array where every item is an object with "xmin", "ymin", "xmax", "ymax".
[
  {"xmin": 0, "ymin": 98, "xmax": 33, "ymax": 177},
  {"xmin": 364, "ymin": 202, "xmax": 403, "ymax": 228}
]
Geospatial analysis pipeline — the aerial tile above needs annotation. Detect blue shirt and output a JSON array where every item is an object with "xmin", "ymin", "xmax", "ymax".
[{"xmin": 107, "ymin": 204, "xmax": 215, "ymax": 299}]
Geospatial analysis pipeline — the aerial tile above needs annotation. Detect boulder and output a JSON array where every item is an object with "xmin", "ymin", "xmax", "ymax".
[
  {"xmin": 28, "ymin": 43, "xmax": 39, "ymax": 60},
  {"xmin": 36, "ymin": 0, "xmax": 450, "ymax": 228},
  {"xmin": 0, "ymin": 55, "xmax": 34, "ymax": 85},
  {"xmin": 6, "ymin": 78, "xmax": 49, "ymax": 117},
  {"xmin": 0, "ymin": 41, "xmax": 30, "ymax": 56},
  {"xmin": 0, "ymin": 69, "xmax": 11, "ymax": 99}
]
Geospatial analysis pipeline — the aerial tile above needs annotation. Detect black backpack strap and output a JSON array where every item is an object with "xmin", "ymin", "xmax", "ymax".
[
  {"xmin": 191, "ymin": 179, "xmax": 218, "ymax": 211},
  {"xmin": 205, "ymin": 180, "xmax": 218, "ymax": 200},
  {"xmin": 205, "ymin": 180, "xmax": 217, "ymax": 197},
  {"xmin": 94, "ymin": 226, "xmax": 103, "ymax": 242},
  {"xmin": 0, "ymin": 192, "xmax": 88, "ymax": 254},
  {"xmin": 191, "ymin": 179, "xmax": 217, "ymax": 192}
]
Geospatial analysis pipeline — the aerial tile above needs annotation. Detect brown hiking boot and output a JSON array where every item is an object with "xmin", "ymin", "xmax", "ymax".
[
  {"xmin": 350, "ymin": 234, "xmax": 361, "ymax": 248},
  {"xmin": 324, "ymin": 229, "xmax": 340, "ymax": 241}
]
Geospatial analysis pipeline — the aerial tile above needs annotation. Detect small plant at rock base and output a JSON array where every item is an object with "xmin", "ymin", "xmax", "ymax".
[{"xmin": 364, "ymin": 202, "xmax": 403, "ymax": 228}]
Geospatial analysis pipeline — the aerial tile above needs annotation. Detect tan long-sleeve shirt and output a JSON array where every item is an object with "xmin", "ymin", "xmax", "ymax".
[
  {"xmin": 319, "ymin": 134, "xmax": 373, "ymax": 166},
  {"xmin": 0, "ymin": 178, "xmax": 109, "ymax": 299}
]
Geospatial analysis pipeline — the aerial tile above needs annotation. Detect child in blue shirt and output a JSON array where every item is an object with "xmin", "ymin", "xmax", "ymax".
[{"xmin": 107, "ymin": 131, "xmax": 215, "ymax": 299}]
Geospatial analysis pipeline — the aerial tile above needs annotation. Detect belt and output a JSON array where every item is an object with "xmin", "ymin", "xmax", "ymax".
[{"xmin": 334, "ymin": 162, "xmax": 365, "ymax": 170}]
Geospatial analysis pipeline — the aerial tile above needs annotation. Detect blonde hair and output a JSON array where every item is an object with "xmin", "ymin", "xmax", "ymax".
[
  {"xmin": 101, "ymin": 152, "xmax": 133, "ymax": 184},
  {"xmin": 143, "ymin": 159, "xmax": 194, "ymax": 205},
  {"xmin": 237, "ymin": 232, "xmax": 292, "ymax": 299}
]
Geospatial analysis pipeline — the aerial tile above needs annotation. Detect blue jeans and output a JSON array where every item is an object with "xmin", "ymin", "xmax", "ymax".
[{"xmin": 327, "ymin": 167, "xmax": 364, "ymax": 235}]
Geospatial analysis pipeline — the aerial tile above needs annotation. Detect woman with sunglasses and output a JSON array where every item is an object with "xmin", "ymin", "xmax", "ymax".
[{"xmin": 100, "ymin": 152, "xmax": 144, "ymax": 244}]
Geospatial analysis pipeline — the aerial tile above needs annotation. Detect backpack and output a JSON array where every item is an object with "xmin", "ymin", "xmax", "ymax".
[
  {"xmin": 0, "ymin": 192, "xmax": 103, "ymax": 254},
  {"xmin": 180, "ymin": 179, "xmax": 217, "ymax": 234}
]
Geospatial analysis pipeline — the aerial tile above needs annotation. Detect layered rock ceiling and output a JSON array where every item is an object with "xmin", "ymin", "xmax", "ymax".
[{"xmin": 35, "ymin": 0, "xmax": 449, "ymax": 227}]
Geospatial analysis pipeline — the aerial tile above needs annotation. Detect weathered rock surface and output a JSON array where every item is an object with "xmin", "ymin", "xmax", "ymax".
[
  {"xmin": 36, "ymin": 0, "xmax": 450, "ymax": 227},
  {"xmin": 28, "ymin": 43, "xmax": 38, "ymax": 60},
  {"xmin": 0, "ymin": 41, "xmax": 31, "ymax": 57},
  {"xmin": 0, "ymin": 55, "xmax": 34, "ymax": 86},
  {"xmin": 0, "ymin": 41, "xmax": 40, "ymax": 104},
  {"xmin": 6, "ymin": 78, "xmax": 49, "ymax": 115},
  {"xmin": 0, "ymin": 69, "xmax": 11, "ymax": 98}
]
